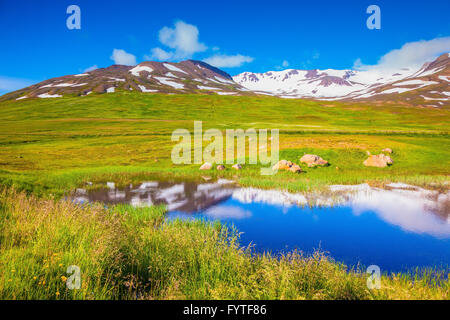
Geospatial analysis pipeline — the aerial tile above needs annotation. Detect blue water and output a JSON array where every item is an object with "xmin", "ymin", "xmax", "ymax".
[
  {"xmin": 168, "ymin": 198, "xmax": 450, "ymax": 273},
  {"xmin": 75, "ymin": 181, "xmax": 450, "ymax": 274}
]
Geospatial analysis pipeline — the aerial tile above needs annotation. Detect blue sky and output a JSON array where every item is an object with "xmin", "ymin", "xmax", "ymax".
[{"xmin": 0, "ymin": 0, "xmax": 449, "ymax": 94}]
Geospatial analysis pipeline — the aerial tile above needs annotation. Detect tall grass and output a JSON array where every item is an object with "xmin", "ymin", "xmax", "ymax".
[{"xmin": 0, "ymin": 189, "xmax": 448, "ymax": 300}]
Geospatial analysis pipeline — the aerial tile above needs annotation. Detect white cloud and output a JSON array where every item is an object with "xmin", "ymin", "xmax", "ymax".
[
  {"xmin": 146, "ymin": 21, "xmax": 252, "ymax": 67},
  {"xmin": 83, "ymin": 65, "xmax": 98, "ymax": 72},
  {"xmin": 203, "ymin": 54, "xmax": 254, "ymax": 68},
  {"xmin": 354, "ymin": 37, "xmax": 450, "ymax": 71},
  {"xmin": 0, "ymin": 76, "xmax": 35, "ymax": 92},
  {"xmin": 110, "ymin": 49, "xmax": 136, "ymax": 66},
  {"xmin": 282, "ymin": 60, "xmax": 289, "ymax": 67},
  {"xmin": 145, "ymin": 47, "xmax": 173, "ymax": 61},
  {"xmin": 149, "ymin": 21, "xmax": 207, "ymax": 61}
]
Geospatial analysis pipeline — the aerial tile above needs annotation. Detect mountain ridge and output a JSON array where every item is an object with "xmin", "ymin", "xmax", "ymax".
[
  {"xmin": 2, "ymin": 54, "xmax": 449, "ymax": 107},
  {"xmin": 2, "ymin": 60, "xmax": 250, "ymax": 102},
  {"xmin": 233, "ymin": 53, "xmax": 449, "ymax": 107}
]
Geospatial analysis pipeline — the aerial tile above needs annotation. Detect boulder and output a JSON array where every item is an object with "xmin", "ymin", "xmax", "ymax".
[
  {"xmin": 272, "ymin": 160, "xmax": 293, "ymax": 171},
  {"xmin": 300, "ymin": 154, "xmax": 329, "ymax": 167},
  {"xmin": 288, "ymin": 164, "xmax": 302, "ymax": 173},
  {"xmin": 232, "ymin": 164, "xmax": 242, "ymax": 170},
  {"xmin": 382, "ymin": 148, "xmax": 393, "ymax": 154},
  {"xmin": 272, "ymin": 160, "xmax": 302, "ymax": 173},
  {"xmin": 363, "ymin": 154, "xmax": 393, "ymax": 168},
  {"xmin": 216, "ymin": 165, "xmax": 225, "ymax": 170},
  {"xmin": 199, "ymin": 162, "xmax": 212, "ymax": 170}
]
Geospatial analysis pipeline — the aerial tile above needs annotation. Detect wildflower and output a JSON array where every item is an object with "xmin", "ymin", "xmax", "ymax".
[
  {"xmin": 61, "ymin": 276, "xmax": 67, "ymax": 282},
  {"xmin": 11, "ymin": 270, "xmax": 15, "ymax": 273},
  {"xmin": 56, "ymin": 291, "xmax": 60, "ymax": 297},
  {"xmin": 33, "ymin": 276, "xmax": 37, "ymax": 280},
  {"xmin": 59, "ymin": 264, "xmax": 63, "ymax": 267}
]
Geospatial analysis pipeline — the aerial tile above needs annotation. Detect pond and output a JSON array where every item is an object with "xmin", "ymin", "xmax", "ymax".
[{"xmin": 73, "ymin": 180, "xmax": 450, "ymax": 273}]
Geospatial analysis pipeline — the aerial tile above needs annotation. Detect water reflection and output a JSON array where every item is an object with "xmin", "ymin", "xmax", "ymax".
[
  {"xmin": 329, "ymin": 184, "xmax": 450, "ymax": 238},
  {"xmin": 73, "ymin": 181, "xmax": 450, "ymax": 272},
  {"xmin": 73, "ymin": 179, "xmax": 236, "ymax": 212},
  {"xmin": 74, "ymin": 182, "xmax": 449, "ymax": 238}
]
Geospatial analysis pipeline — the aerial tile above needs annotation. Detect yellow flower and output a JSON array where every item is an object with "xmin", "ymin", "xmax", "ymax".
[
  {"xmin": 59, "ymin": 264, "xmax": 63, "ymax": 267},
  {"xmin": 61, "ymin": 276, "xmax": 67, "ymax": 282},
  {"xmin": 11, "ymin": 270, "xmax": 15, "ymax": 273},
  {"xmin": 56, "ymin": 292, "xmax": 60, "ymax": 296},
  {"xmin": 42, "ymin": 280, "xmax": 46, "ymax": 285},
  {"xmin": 33, "ymin": 276, "xmax": 37, "ymax": 280},
  {"xmin": 8, "ymin": 279, "xmax": 12, "ymax": 282}
]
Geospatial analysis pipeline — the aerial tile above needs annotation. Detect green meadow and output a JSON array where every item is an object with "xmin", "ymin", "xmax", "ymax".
[
  {"xmin": 0, "ymin": 92, "xmax": 449, "ymax": 299},
  {"xmin": 0, "ymin": 92, "xmax": 449, "ymax": 194}
]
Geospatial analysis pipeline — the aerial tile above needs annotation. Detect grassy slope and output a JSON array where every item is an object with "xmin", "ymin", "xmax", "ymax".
[
  {"xmin": 0, "ymin": 92, "xmax": 449, "ymax": 195},
  {"xmin": 0, "ymin": 92, "xmax": 449, "ymax": 300}
]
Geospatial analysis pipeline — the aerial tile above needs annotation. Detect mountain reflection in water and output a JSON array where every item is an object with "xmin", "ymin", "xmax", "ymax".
[{"xmin": 73, "ymin": 181, "xmax": 450, "ymax": 272}]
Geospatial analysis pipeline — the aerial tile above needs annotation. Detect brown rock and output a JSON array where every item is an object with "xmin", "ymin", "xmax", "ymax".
[
  {"xmin": 272, "ymin": 160, "xmax": 303, "ymax": 173},
  {"xmin": 199, "ymin": 162, "xmax": 212, "ymax": 170},
  {"xmin": 300, "ymin": 154, "xmax": 329, "ymax": 167},
  {"xmin": 288, "ymin": 164, "xmax": 302, "ymax": 173},
  {"xmin": 216, "ymin": 165, "xmax": 225, "ymax": 170},
  {"xmin": 382, "ymin": 154, "xmax": 393, "ymax": 165},
  {"xmin": 363, "ymin": 154, "xmax": 393, "ymax": 168},
  {"xmin": 272, "ymin": 160, "xmax": 293, "ymax": 171}
]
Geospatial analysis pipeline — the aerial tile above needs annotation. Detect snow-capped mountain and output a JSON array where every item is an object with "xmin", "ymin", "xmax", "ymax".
[
  {"xmin": 2, "ymin": 60, "xmax": 249, "ymax": 102},
  {"xmin": 3, "ymin": 54, "xmax": 448, "ymax": 107},
  {"xmin": 233, "ymin": 53, "xmax": 450, "ymax": 106}
]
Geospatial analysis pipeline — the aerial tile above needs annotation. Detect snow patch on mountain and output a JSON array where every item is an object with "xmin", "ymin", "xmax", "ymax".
[
  {"xmin": 393, "ymin": 80, "xmax": 438, "ymax": 86},
  {"xmin": 198, "ymin": 85, "xmax": 221, "ymax": 90},
  {"xmin": 154, "ymin": 76, "xmax": 185, "ymax": 89},
  {"xmin": 129, "ymin": 65, "xmax": 153, "ymax": 76},
  {"xmin": 163, "ymin": 63, "xmax": 187, "ymax": 74},
  {"xmin": 38, "ymin": 93, "xmax": 62, "ymax": 98},
  {"xmin": 138, "ymin": 85, "xmax": 158, "ymax": 93}
]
